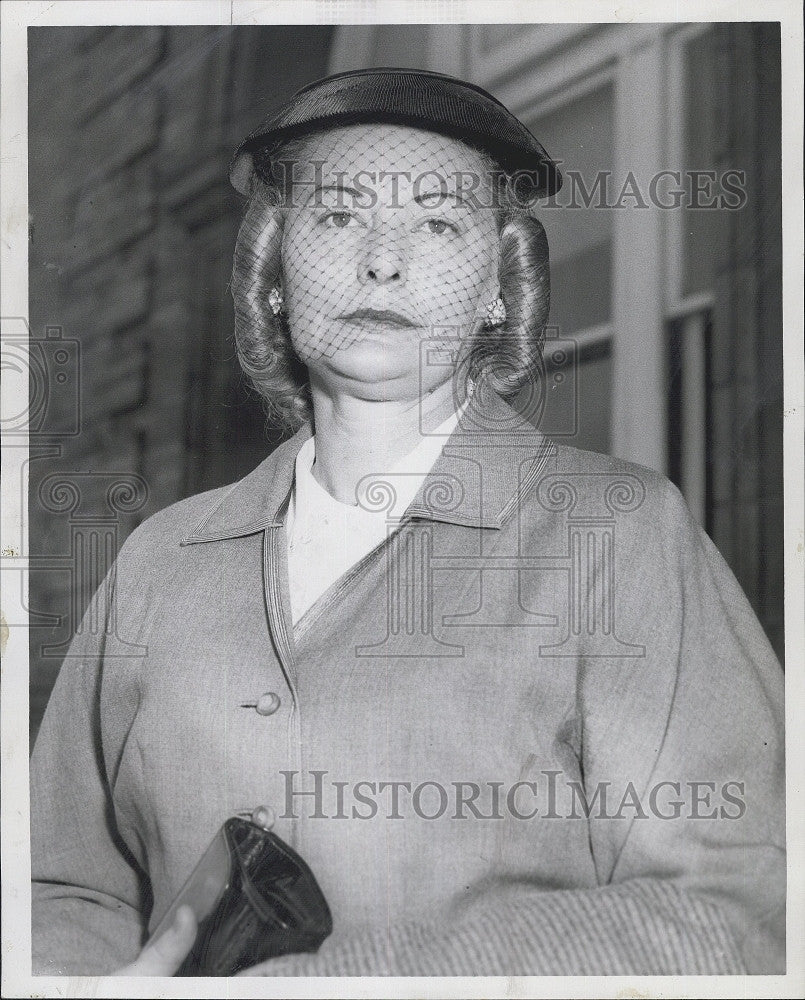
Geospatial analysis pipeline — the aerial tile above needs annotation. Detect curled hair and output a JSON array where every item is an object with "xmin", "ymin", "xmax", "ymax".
[
  {"xmin": 463, "ymin": 211, "xmax": 550, "ymax": 398},
  {"xmin": 231, "ymin": 148, "xmax": 309, "ymax": 429},
  {"xmin": 230, "ymin": 134, "xmax": 551, "ymax": 431}
]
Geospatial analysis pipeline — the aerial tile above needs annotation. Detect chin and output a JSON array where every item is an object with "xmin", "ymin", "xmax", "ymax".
[{"xmin": 317, "ymin": 341, "xmax": 417, "ymax": 391}]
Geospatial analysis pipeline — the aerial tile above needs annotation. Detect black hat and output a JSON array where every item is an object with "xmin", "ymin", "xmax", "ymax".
[{"xmin": 229, "ymin": 67, "xmax": 562, "ymax": 200}]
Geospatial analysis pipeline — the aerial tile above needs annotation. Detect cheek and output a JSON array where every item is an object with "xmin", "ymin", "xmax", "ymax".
[
  {"xmin": 282, "ymin": 235, "xmax": 346, "ymax": 318},
  {"xmin": 411, "ymin": 247, "xmax": 498, "ymax": 316},
  {"xmin": 282, "ymin": 253, "xmax": 368, "ymax": 364},
  {"xmin": 426, "ymin": 222, "xmax": 499, "ymax": 288}
]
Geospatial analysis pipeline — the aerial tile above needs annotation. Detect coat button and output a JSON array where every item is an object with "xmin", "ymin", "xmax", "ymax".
[
  {"xmin": 251, "ymin": 805, "xmax": 276, "ymax": 830},
  {"xmin": 255, "ymin": 692, "xmax": 281, "ymax": 716}
]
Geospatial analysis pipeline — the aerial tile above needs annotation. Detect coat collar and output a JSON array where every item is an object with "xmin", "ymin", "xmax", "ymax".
[{"xmin": 181, "ymin": 391, "xmax": 555, "ymax": 545}]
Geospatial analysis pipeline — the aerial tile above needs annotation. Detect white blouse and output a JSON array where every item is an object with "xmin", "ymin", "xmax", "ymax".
[{"xmin": 285, "ymin": 410, "xmax": 461, "ymax": 624}]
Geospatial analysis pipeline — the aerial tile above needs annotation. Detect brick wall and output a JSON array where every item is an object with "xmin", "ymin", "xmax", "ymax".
[{"xmin": 28, "ymin": 26, "xmax": 334, "ymax": 739}]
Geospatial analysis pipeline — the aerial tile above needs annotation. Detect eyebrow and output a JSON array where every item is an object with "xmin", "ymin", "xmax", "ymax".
[
  {"xmin": 303, "ymin": 182, "xmax": 473, "ymax": 208},
  {"xmin": 305, "ymin": 183, "xmax": 366, "ymax": 206},
  {"xmin": 413, "ymin": 189, "xmax": 471, "ymax": 207}
]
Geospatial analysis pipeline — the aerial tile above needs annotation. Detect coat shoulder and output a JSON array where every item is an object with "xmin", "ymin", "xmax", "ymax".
[
  {"xmin": 531, "ymin": 438, "xmax": 696, "ymax": 542},
  {"xmin": 547, "ymin": 439, "xmax": 669, "ymax": 488},
  {"xmin": 124, "ymin": 482, "xmax": 238, "ymax": 551}
]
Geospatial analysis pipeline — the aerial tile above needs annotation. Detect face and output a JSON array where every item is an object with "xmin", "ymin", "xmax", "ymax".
[{"xmin": 279, "ymin": 124, "xmax": 501, "ymax": 400}]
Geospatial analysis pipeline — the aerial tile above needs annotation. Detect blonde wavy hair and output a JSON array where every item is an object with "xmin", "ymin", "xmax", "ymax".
[{"xmin": 231, "ymin": 131, "xmax": 551, "ymax": 430}]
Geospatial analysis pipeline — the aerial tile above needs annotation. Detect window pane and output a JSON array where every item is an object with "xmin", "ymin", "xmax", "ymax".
[
  {"xmin": 550, "ymin": 242, "xmax": 611, "ymax": 336},
  {"xmin": 681, "ymin": 30, "xmax": 720, "ymax": 298},
  {"xmin": 526, "ymin": 83, "xmax": 615, "ymax": 334},
  {"xmin": 519, "ymin": 340, "xmax": 612, "ymax": 454}
]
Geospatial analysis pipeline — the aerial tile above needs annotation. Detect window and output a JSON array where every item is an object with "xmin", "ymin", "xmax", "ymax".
[
  {"xmin": 665, "ymin": 25, "xmax": 718, "ymax": 526},
  {"xmin": 524, "ymin": 80, "xmax": 616, "ymax": 453}
]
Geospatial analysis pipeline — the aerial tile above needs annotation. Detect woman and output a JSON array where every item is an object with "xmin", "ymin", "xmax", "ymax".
[{"xmin": 31, "ymin": 68, "xmax": 785, "ymax": 977}]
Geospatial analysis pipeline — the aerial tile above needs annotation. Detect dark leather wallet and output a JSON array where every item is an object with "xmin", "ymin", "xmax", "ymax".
[{"xmin": 151, "ymin": 816, "xmax": 332, "ymax": 976}]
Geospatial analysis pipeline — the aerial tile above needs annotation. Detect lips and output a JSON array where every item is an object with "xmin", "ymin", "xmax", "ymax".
[{"xmin": 340, "ymin": 308, "xmax": 417, "ymax": 329}]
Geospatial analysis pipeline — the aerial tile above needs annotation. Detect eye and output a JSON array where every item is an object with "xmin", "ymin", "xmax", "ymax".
[
  {"xmin": 419, "ymin": 218, "xmax": 457, "ymax": 236},
  {"xmin": 323, "ymin": 211, "xmax": 355, "ymax": 229}
]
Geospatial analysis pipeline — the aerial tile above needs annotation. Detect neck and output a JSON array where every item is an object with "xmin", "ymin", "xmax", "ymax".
[{"xmin": 308, "ymin": 377, "xmax": 458, "ymax": 504}]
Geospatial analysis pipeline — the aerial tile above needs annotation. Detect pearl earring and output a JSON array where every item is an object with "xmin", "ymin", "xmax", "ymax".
[
  {"xmin": 483, "ymin": 296, "xmax": 507, "ymax": 328},
  {"xmin": 268, "ymin": 284, "xmax": 285, "ymax": 317}
]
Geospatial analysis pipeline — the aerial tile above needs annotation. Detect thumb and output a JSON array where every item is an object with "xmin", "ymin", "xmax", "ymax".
[{"xmin": 118, "ymin": 905, "xmax": 197, "ymax": 976}]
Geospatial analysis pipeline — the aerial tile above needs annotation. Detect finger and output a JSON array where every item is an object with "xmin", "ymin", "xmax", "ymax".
[{"xmin": 119, "ymin": 905, "xmax": 197, "ymax": 976}]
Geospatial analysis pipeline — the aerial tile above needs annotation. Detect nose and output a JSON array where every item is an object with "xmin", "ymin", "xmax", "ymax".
[{"xmin": 357, "ymin": 230, "xmax": 406, "ymax": 285}]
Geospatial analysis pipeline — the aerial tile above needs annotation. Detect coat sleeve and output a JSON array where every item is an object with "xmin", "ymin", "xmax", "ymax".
[
  {"xmin": 31, "ymin": 560, "xmax": 151, "ymax": 975},
  {"xmin": 243, "ymin": 478, "xmax": 785, "ymax": 977}
]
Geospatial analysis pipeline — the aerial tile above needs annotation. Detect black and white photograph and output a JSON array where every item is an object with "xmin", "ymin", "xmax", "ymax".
[{"xmin": 1, "ymin": 1, "xmax": 803, "ymax": 996}]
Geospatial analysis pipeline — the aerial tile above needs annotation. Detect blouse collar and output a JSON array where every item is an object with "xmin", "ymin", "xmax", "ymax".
[{"xmin": 181, "ymin": 391, "xmax": 555, "ymax": 545}]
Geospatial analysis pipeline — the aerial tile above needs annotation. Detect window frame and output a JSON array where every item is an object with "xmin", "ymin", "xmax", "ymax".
[
  {"xmin": 478, "ymin": 26, "xmax": 669, "ymax": 470},
  {"xmin": 664, "ymin": 22, "xmax": 718, "ymax": 524}
]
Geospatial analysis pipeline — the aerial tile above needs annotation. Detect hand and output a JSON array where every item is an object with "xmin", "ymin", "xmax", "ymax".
[{"xmin": 114, "ymin": 904, "xmax": 197, "ymax": 976}]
